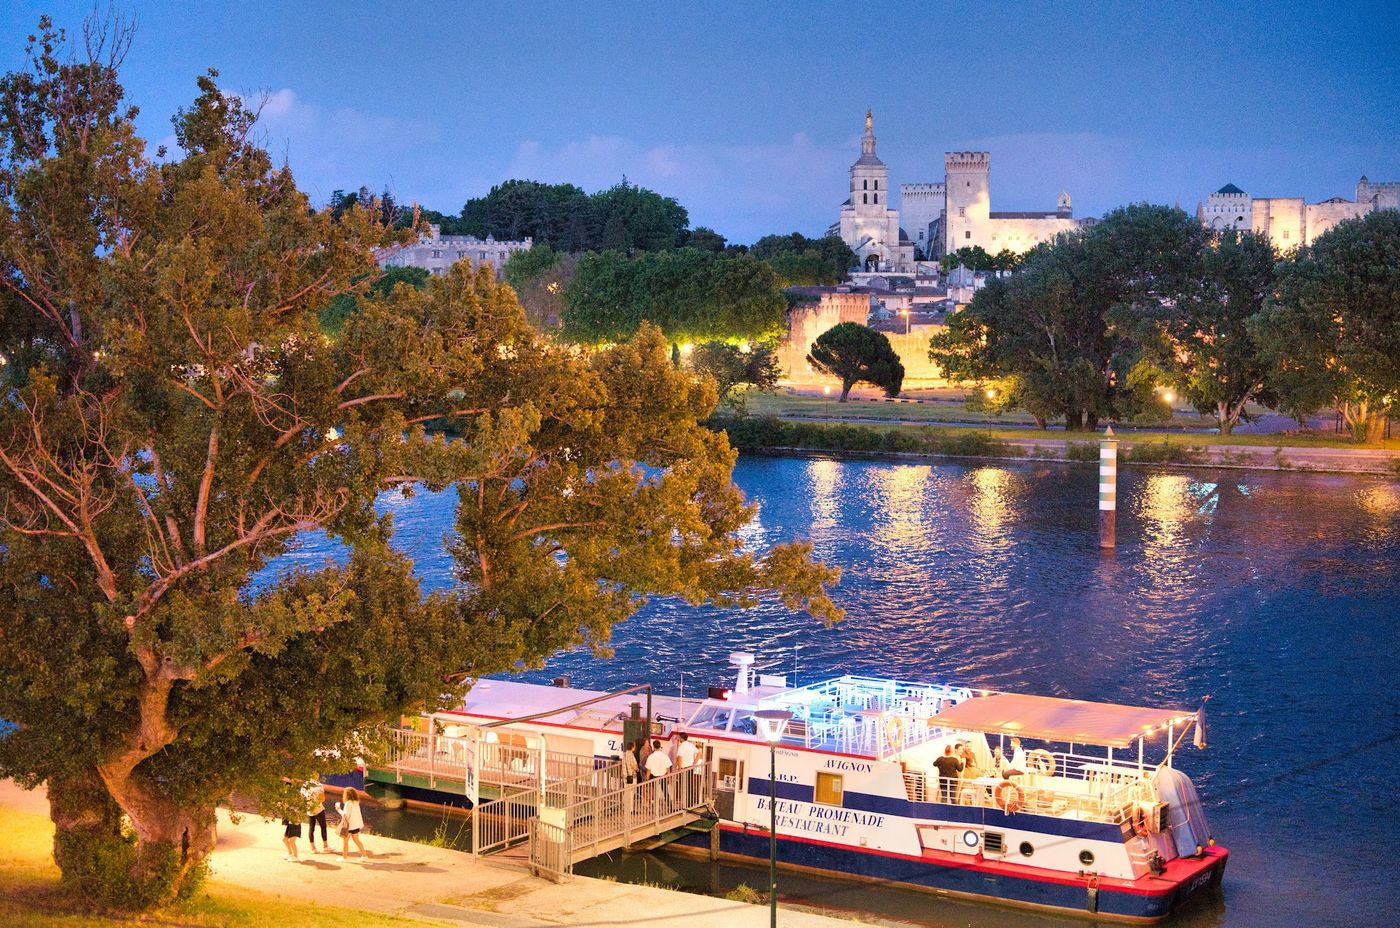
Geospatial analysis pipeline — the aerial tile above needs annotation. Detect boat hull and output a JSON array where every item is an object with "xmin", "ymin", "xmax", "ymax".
[{"xmin": 675, "ymin": 824, "xmax": 1228, "ymax": 923}]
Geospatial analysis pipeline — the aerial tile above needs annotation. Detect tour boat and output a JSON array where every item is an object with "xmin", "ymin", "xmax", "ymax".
[{"xmin": 398, "ymin": 653, "xmax": 1225, "ymax": 922}]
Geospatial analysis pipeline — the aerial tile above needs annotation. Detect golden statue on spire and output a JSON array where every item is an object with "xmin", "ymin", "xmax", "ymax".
[{"xmin": 865, "ymin": 109, "xmax": 873, "ymax": 133}]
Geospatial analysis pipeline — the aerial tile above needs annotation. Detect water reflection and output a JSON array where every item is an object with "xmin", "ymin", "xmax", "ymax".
[{"xmin": 281, "ymin": 457, "xmax": 1400, "ymax": 928}]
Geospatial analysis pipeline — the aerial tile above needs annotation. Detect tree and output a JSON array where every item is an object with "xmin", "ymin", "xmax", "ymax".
[
  {"xmin": 0, "ymin": 23, "xmax": 840, "ymax": 909},
  {"xmin": 1252, "ymin": 211, "xmax": 1400, "ymax": 443},
  {"xmin": 689, "ymin": 340, "xmax": 782, "ymax": 413},
  {"xmin": 320, "ymin": 265, "xmax": 429, "ymax": 337},
  {"xmin": 684, "ymin": 226, "xmax": 727, "ymax": 252},
  {"xmin": 562, "ymin": 248, "xmax": 787, "ymax": 344},
  {"xmin": 591, "ymin": 178, "xmax": 689, "ymax": 252},
  {"xmin": 930, "ymin": 205, "xmax": 1203, "ymax": 430},
  {"xmin": 750, "ymin": 233, "xmax": 856, "ymax": 285},
  {"xmin": 939, "ymin": 245, "xmax": 996, "ymax": 273},
  {"xmin": 1149, "ymin": 230, "xmax": 1278, "ymax": 434},
  {"xmin": 807, "ymin": 323, "xmax": 904, "ymax": 401}
]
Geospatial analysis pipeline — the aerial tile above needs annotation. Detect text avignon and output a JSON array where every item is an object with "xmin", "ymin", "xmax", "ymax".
[{"xmin": 755, "ymin": 798, "xmax": 886, "ymax": 837}]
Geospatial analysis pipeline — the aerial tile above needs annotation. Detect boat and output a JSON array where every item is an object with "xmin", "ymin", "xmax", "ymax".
[{"xmin": 378, "ymin": 652, "xmax": 1226, "ymax": 922}]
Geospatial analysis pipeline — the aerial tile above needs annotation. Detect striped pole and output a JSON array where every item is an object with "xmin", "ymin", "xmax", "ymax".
[{"xmin": 1099, "ymin": 426, "xmax": 1118, "ymax": 549}]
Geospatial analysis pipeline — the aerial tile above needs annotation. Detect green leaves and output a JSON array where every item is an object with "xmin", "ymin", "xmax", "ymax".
[{"xmin": 807, "ymin": 321, "xmax": 905, "ymax": 400}]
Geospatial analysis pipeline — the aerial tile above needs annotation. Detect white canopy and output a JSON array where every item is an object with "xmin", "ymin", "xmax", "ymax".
[{"xmin": 927, "ymin": 693, "xmax": 1197, "ymax": 748}]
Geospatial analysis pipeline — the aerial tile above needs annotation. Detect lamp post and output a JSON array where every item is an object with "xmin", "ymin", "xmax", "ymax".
[
  {"xmin": 900, "ymin": 308, "xmax": 910, "ymax": 335},
  {"xmin": 823, "ymin": 384, "xmax": 831, "ymax": 417},
  {"xmin": 754, "ymin": 708, "xmax": 793, "ymax": 928}
]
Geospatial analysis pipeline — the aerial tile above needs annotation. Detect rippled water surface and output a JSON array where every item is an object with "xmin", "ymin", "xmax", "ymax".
[{"xmin": 285, "ymin": 455, "xmax": 1400, "ymax": 927}]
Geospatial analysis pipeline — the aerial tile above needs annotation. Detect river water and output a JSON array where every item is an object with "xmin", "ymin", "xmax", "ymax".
[{"xmin": 280, "ymin": 455, "xmax": 1400, "ymax": 927}]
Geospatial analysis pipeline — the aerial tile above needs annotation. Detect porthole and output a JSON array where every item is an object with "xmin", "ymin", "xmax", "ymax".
[
  {"xmin": 1019, "ymin": 841, "xmax": 1034, "ymax": 857},
  {"xmin": 962, "ymin": 830, "xmax": 980, "ymax": 849},
  {"xmin": 1079, "ymin": 849, "xmax": 1095, "ymax": 866}
]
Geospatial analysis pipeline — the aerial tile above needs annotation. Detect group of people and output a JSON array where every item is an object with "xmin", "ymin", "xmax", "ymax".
[
  {"xmin": 930, "ymin": 737, "xmax": 1029, "ymax": 803},
  {"xmin": 620, "ymin": 732, "xmax": 702, "ymax": 809},
  {"xmin": 280, "ymin": 779, "xmax": 370, "ymax": 862}
]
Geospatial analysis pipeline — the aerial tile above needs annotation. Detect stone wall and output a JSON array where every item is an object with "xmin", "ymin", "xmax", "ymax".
[{"xmin": 779, "ymin": 295, "xmax": 948, "ymax": 386}]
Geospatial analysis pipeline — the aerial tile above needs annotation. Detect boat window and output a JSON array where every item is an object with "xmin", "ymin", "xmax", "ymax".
[
  {"xmin": 815, "ymin": 772, "xmax": 844, "ymax": 806},
  {"xmin": 1019, "ymin": 841, "xmax": 1035, "ymax": 858},
  {"xmin": 688, "ymin": 706, "xmax": 734, "ymax": 731},
  {"xmin": 1079, "ymin": 849, "xmax": 1095, "ymax": 867},
  {"xmin": 717, "ymin": 757, "xmax": 740, "ymax": 790}
]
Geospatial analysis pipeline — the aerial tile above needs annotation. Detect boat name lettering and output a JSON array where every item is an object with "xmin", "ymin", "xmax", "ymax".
[
  {"xmin": 757, "ymin": 797, "xmax": 886, "ymax": 836},
  {"xmin": 824, "ymin": 760, "xmax": 873, "ymax": 773}
]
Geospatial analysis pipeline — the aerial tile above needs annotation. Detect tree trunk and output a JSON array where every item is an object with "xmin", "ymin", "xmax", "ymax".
[
  {"xmin": 839, "ymin": 380, "xmax": 853, "ymax": 402},
  {"xmin": 1365, "ymin": 411, "xmax": 1388, "ymax": 445},
  {"xmin": 1034, "ymin": 416, "xmax": 1047, "ymax": 430},
  {"xmin": 48, "ymin": 767, "xmax": 127, "ymax": 902},
  {"xmin": 99, "ymin": 766, "xmax": 218, "ymax": 907}
]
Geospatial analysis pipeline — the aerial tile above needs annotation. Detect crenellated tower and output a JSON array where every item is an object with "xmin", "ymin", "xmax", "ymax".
[{"xmin": 943, "ymin": 151, "xmax": 991, "ymax": 254}]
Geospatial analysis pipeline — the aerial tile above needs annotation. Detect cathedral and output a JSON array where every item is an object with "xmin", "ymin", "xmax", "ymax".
[{"xmin": 830, "ymin": 112, "xmax": 1083, "ymax": 273}]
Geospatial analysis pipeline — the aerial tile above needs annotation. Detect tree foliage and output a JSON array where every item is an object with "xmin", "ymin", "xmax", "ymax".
[
  {"xmin": 1252, "ymin": 211, "xmax": 1400, "ymax": 443},
  {"xmin": 938, "ymin": 246, "xmax": 1021, "ymax": 273},
  {"xmin": 689, "ymin": 340, "xmax": 782, "ymax": 413},
  {"xmin": 931, "ymin": 205, "xmax": 1208, "ymax": 430},
  {"xmin": 807, "ymin": 323, "xmax": 904, "ymax": 401},
  {"xmin": 319, "ymin": 265, "xmax": 428, "ymax": 337},
  {"xmin": 0, "ymin": 20, "xmax": 840, "ymax": 909},
  {"xmin": 562, "ymin": 248, "xmax": 787, "ymax": 344},
  {"xmin": 458, "ymin": 178, "xmax": 687, "ymax": 253},
  {"xmin": 750, "ymin": 233, "xmax": 856, "ymax": 285}
]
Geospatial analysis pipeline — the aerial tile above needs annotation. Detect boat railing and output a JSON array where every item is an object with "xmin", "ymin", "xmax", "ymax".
[
  {"xmin": 764, "ymin": 678, "xmax": 972, "ymax": 758},
  {"xmin": 926, "ymin": 754, "xmax": 1156, "ymax": 824}
]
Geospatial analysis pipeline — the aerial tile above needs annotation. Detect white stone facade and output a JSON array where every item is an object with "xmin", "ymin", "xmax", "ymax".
[
  {"xmin": 378, "ymin": 224, "xmax": 532, "ymax": 276},
  {"xmin": 832, "ymin": 112, "xmax": 916, "ymax": 273},
  {"xmin": 832, "ymin": 115, "xmax": 1084, "ymax": 266},
  {"xmin": 1197, "ymin": 178, "xmax": 1393, "ymax": 250}
]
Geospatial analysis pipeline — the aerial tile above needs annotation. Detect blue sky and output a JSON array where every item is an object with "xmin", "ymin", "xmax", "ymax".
[{"xmin": 3, "ymin": 1, "xmax": 1398, "ymax": 243}]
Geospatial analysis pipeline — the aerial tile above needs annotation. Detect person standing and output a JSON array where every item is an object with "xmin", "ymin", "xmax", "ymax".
[
  {"xmin": 621, "ymin": 741, "xmax": 639, "ymax": 784},
  {"xmin": 644, "ymin": 738, "xmax": 673, "ymax": 810},
  {"xmin": 932, "ymin": 744, "xmax": 964, "ymax": 803},
  {"xmin": 675, "ymin": 733, "xmax": 700, "ymax": 807},
  {"xmin": 1006, "ymin": 738, "xmax": 1027, "ymax": 779},
  {"xmin": 304, "ymin": 778, "xmax": 329, "ymax": 853},
  {"xmin": 281, "ymin": 817, "xmax": 302, "ymax": 861},
  {"xmin": 336, "ymin": 787, "xmax": 370, "ymax": 861}
]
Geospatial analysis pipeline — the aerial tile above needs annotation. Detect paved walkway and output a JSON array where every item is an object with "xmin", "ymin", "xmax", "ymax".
[{"xmin": 1, "ymin": 781, "xmax": 860, "ymax": 928}]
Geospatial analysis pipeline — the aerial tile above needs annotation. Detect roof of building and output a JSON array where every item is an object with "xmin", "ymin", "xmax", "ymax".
[
  {"xmin": 989, "ymin": 210, "xmax": 1061, "ymax": 220},
  {"xmin": 1216, "ymin": 183, "xmax": 1246, "ymax": 195},
  {"xmin": 853, "ymin": 152, "xmax": 886, "ymax": 168},
  {"xmin": 927, "ymin": 692, "xmax": 1198, "ymax": 748}
]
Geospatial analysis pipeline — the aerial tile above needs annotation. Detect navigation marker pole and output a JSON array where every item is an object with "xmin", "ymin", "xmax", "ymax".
[{"xmin": 1099, "ymin": 427, "xmax": 1118, "ymax": 549}]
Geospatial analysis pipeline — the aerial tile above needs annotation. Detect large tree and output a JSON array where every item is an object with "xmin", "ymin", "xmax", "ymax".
[
  {"xmin": 807, "ymin": 323, "xmax": 905, "ymax": 401},
  {"xmin": 750, "ymin": 233, "xmax": 856, "ymax": 286},
  {"xmin": 0, "ymin": 21, "xmax": 839, "ymax": 909},
  {"xmin": 689, "ymin": 339, "xmax": 782, "ymax": 413},
  {"xmin": 1146, "ymin": 230, "xmax": 1278, "ymax": 434},
  {"xmin": 562, "ymin": 248, "xmax": 787, "ymax": 345},
  {"xmin": 930, "ymin": 205, "xmax": 1203, "ymax": 430},
  {"xmin": 1252, "ymin": 211, "xmax": 1400, "ymax": 444}
]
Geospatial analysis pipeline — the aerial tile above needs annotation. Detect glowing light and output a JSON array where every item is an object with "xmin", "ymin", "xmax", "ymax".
[
  {"xmin": 985, "ymin": 387, "xmax": 998, "ymax": 399},
  {"xmin": 1162, "ymin": 391, "xmax": 1175, "ymax": 404},
  {"xmin": 679, "ymin": 342, "xmax": 695, "ymax": 356},
  {"xmin": 823, "ymin": 385, "xmax": 832, "ymax": 396}
]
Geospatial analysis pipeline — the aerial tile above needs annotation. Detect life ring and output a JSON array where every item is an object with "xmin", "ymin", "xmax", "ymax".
[
  {"xmin": 885, "ymin": 716, "xmax": 905, "ymax": 753},
  {"xmin": 995, "ymin": 781, "xmax": 1023, "ymax": 814},
  {"xmin": 1028, "ymin": 749, "xmax": 1056, "ymax": 777},
  {"xmin": 1131, "ymin": 804, "xmax": 1151, "ymax": 837}
]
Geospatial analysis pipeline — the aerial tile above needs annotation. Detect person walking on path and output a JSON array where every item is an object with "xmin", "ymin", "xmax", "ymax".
[
  {"xmin": 281, "ymin": 818, "xmax": 302, "ymax": 861},
  {"xmin": 336, "ymin": 787, "xmax": 371, "ymax": 861},
  {"xmin": 304, "ymin": 778, "xmax": 329, "ymax": 853}
]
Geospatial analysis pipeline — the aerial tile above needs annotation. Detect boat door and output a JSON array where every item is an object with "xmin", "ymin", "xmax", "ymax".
[{"xmin": 710, "ymin": 746, "xmax": 744, "ymax": 822}]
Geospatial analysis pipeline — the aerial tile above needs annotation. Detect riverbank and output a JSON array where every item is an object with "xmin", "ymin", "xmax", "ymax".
[
  {"xmin": 712, "ymin": 417, "xmax": 1400, "ymax": 475},
  {"xmin": 0, "ymin": 781, "xmax": 866, "ymax": 928}
]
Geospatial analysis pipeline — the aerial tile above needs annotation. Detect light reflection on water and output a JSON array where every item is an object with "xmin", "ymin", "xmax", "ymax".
[{"xmin": 277, "ymin": 456, "xmax": 1399, "ymax": 928}]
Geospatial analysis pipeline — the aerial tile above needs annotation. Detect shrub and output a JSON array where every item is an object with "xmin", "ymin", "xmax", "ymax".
[
  {"xmin": 725, "ymin": 883, "xmax": 765, "ymax": 904},
  {"xmin": 1065, "ymin": 442, "xmax": 1099, "ymax": 462},
  {"xmin": 708, "ymin": 417, "xmax": 1013, "ymax": 459},
  {"xmin": 1122, "ymin": 440, "xmax": 1206, "ymax": 465}
]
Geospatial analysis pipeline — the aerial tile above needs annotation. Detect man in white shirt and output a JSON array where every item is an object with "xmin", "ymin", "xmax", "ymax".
[
  {"xmin": 674, "ymin": 733, "xmax": 700, "ymax": 806},
  {"xmin": 644, "ymin": 739, "xmax": 673, "ymax": 810}
]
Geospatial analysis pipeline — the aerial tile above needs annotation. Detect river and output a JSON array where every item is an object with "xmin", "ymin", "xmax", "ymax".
[{"xmin": 278, "ymin": 454, "xmax": 1400, "ymax": 927}]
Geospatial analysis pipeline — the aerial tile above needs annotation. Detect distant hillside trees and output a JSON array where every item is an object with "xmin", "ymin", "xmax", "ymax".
[
  {"xmin": 751, "ymin": 233, "xmax": 858, "ymax": 285},
  {"xmin": 457, "ymin": 178, "xmax": 688, "ymax": 252},
  {"xmin": 930, "ymin": 205, "xmax": 1400, "ymax": 442},
  {"xmin": 563, "ymin": 248, "xmax": 786, "ymax": 344}
]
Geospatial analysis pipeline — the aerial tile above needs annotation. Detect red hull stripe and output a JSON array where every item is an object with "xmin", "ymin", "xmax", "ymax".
[{"xmin": 716, "ymin": 822, "xmax": 1228, "ymax": 897}]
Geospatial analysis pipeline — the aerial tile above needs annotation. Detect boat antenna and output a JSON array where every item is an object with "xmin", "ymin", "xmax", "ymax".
[{"xmin": 793, "ymin": 644, "xmax": 799, "ymax": 687}]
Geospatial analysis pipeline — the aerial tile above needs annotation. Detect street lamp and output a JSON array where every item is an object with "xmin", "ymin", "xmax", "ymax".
[
  {"xmin": 900, "ymin": 308, "xmax": 910, "ymax": 335},
  {"xmin": 754, "ymin": 708, "xmax": 793, "ymax": 928},
  {"xmin": 823, "ymin": 384, "xmax": 831, "ymax": 416}
]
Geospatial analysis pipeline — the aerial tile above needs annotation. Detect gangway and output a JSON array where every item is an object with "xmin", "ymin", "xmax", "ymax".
[{"xmin": 529, "ymin": 761, "xmax": 714, "ymax": 882}]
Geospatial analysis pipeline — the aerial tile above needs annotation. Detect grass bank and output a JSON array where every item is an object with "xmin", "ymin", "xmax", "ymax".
[
  {"xmin": 710, "ymin": 416, "xmax": 1400, "ymax": 473},
  {"xmin": 0, "ymin": 807, "xmax": 443, "ymax": 928}
]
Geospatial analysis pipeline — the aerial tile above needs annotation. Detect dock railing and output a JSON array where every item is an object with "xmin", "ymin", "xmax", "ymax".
[{"xmin": 529, "ymin": 761, "xmax": 712, "ymax": 881}]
